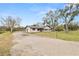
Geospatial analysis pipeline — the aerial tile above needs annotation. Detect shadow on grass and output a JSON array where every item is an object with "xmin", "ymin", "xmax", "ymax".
[{"xmin": 0, "ymin": 31, "xmax": 5, "ymax": 34}]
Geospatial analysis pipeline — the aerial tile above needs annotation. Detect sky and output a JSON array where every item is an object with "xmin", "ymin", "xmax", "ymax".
[{"xmin": 0, "ymin": 3, "xmax": 78, "ymax": 26}]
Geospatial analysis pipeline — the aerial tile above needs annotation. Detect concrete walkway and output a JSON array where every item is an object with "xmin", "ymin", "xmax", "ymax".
[{"xmin": 10, "ymin": 31, "xmax": 79, "ymax": 56}]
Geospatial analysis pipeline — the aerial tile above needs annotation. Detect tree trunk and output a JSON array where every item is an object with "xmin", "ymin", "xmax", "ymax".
[
  {"xmin": 65, "ymin": 23, "xmax": 68, "ymax": 33},
  {"xmin": 51, "ymin": 18, "xmax": 55, "ymax": 31},
  {"xmin": 65, "ymin": 19, "xmax": 68, "ymax": 33},
  {"xmin": 11, "ymin": 27, "xmax": 13, "ymax": 32}
]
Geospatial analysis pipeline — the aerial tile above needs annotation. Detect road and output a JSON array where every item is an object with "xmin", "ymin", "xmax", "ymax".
[{"xmin": 10, "ymin": 31, "xmax": 79, "ymax": 56}]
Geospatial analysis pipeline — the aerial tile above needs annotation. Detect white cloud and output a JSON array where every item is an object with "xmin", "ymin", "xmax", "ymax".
[{"xmin": 37, "ymin": 8, "xmax": 56, "ymax": 18}]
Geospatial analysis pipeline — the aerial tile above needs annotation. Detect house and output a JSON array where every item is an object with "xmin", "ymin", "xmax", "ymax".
[{"xmin": 25, "ymin": 25, "xmax": 51, "ymax": 32}]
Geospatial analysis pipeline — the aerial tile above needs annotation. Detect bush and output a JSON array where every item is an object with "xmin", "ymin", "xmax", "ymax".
[
  {"xmin": 55, "ymin": 25, "xmax": 64, "ymax": 31},
  {"xmin": 0, "ymin": 26, "xmax": 24, "ymax": 32},
  {"xmin": 68, "ymin": 22, "xmax": 79, "ymax": 31},
  {"xmin": 13, "ymin": 27, "xmax": 24, "ymax": 31}
]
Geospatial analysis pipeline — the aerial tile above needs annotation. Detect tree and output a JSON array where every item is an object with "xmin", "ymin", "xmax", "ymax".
[
  {"xmin": 43, "ymin": 10, "xmax": 60, "ymax": 31},
  {"xmin": 68, "ymin": 21, "xmax": 79, "ymax": 31},
  {"xmin": 59, "ymin": 4, "xmax": 79, "ymax": 32},
  {"xmin": 16, "ymin": 17, "xmax": 22, "ymax": 27},
  {"xmin": 1, "ymin": 16, "xmax": 22, "ymax": 32},
  {"xmin": 42, "ymin": 16, "xmax": 50, "ymax": 26},
  {"xmin": 68, "ymin": 4, "xmax": 79, "ymax": 24}
]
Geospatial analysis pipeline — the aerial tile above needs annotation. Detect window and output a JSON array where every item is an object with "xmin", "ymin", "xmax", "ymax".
[{"xmin": 32, "ymin": 28, "xmax": 35, "ymax": 30}]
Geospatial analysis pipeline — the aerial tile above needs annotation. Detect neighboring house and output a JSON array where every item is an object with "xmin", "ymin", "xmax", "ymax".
[{"xmin": 25, "ymin": 25, "xmax": 51, "ymax": 32}]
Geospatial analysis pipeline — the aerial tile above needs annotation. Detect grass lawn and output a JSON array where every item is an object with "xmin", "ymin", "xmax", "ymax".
[
  {"xmin": 0, "ymin": 31, "xmax": 12, "ymax": 56},
  {"xmin": 30, "ymin": 31, "xmax": 79, "ymax": 41}
]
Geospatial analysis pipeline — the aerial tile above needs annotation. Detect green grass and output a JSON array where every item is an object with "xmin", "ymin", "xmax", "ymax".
[
  {"xmin": 31, "ymin": 31, "xmax": 79, "ymax": 41},
  {"xmin": 0, "ymin": 31, "xmax": 12, "ymax": 56}
]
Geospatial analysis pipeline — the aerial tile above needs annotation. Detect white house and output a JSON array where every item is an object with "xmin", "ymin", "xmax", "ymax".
[{"xmin": 25, "ymin": 25, "xmax": 51, "ymax": 32}]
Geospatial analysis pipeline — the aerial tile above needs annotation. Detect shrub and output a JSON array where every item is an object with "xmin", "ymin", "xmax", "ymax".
[
  {"xmin": 55, "ymin": 25, "xmax": 64, "ymax": 31},
  {"xmin": 68, "ymin": 22, "xmax": 79, "ymax": 31},
  {"xmin": 13, "ymin": 27, "xmax": 24, "ymax": 31}
]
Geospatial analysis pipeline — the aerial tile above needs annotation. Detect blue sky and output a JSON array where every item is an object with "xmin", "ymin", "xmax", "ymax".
[{"xmin": 0, "ymin": 3, "xmax": 78, "ymax": 26}]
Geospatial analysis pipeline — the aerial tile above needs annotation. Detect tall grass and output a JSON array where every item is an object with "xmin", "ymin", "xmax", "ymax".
[
  {"xmin": 31, "ymin": 31, "xmax": 79, "ymax": 41},
  {"xmin": 0, "ymin": 31, "xmax": 12, "ymax": 56}
]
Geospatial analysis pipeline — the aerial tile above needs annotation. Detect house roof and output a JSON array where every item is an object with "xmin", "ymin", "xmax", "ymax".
[
  {"xmin": 25, "ymin": 25, "xmax": 51, "ymax": 30},
  {"xmin": 30, "ymin": 25, "xmax": 44, "ymax": 29},
  {"xmin": 44, "ymin": 26, "xmax": 51, "ymax": 30}
]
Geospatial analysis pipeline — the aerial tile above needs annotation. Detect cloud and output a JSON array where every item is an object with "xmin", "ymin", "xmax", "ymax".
[
  {"xmin": 39, "ymin": 8, "xmax": 56, "ymax": 15},
  {"xmin": 37, "ymin": 8, "xmax": 56, "ymax": 18}
]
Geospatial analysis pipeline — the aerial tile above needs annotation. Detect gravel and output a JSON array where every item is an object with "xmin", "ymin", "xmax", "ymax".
[{"xmin": 10, "ymin": 31, "xmax": 79, "ymax": 56}]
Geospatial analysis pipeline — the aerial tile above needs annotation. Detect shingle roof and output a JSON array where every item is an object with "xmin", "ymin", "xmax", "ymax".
[{"xmin": 25, "ymin": 25, "xmax": 51, "ymax": 30}]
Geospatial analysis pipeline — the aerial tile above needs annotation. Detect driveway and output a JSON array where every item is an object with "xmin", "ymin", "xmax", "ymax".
[{"xmin": 10, "ymin": 31, "xmax": 79, "ymax": 56}]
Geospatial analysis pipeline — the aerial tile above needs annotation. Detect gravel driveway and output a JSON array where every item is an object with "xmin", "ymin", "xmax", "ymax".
[{"xmin": 10, "ymin": 31, "xmax": 79, "ymax": 56}]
